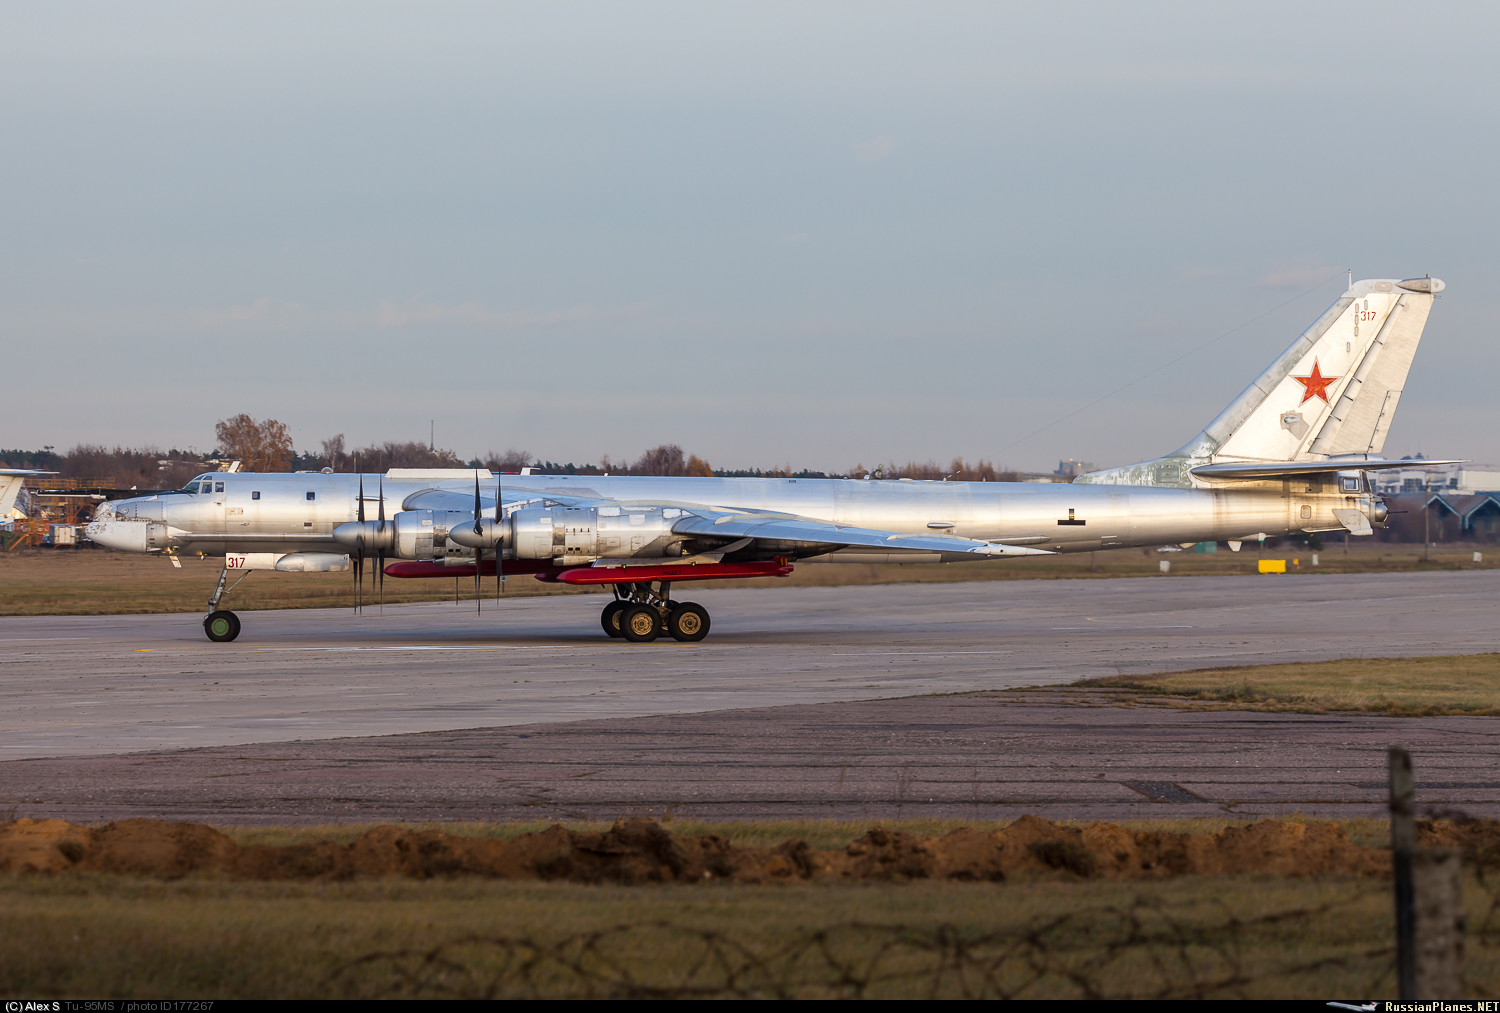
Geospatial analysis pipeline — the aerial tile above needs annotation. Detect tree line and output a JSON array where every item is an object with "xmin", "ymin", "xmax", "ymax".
[{"xmin": 1, "ymin": 414, "xmax": 1021, "ymax": 487}]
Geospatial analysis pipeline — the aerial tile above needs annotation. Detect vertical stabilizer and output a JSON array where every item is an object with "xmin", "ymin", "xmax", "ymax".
[
  {"xmin": 1078, "ymin": 277, "xmax": 1443, "ymax": 487},
  {"xmin": 0, "ymin": 470, "xmax": 46, "ymax": 518}
]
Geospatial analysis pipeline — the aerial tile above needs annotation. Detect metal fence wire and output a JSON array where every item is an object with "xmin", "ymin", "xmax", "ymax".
[{"xmin": 328, "ymin": 897, "xmax": 1399, "ymax": 1000}]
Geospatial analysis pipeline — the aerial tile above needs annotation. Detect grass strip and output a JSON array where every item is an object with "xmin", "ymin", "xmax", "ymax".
[
  {"xmin": 0, "ymin": 873, "xmax": 1443, "ymax": 998},
  {"xmin": 1069, "ymin": 653, "xmax": 1500, "ymax": 716},
  {"xmin": 0, "ymin": 543, "xmax": 1492, "ymax": 615}
]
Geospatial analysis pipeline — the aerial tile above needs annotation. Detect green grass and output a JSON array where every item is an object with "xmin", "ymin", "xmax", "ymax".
[
  {"xmin": 0, "ymin": 541, "xmax": 1492, "ymax": 616},
  {"xmin": 0, "ymin": 814, "xmax": 1465, "ymax": 998},
  {"xmin": 0, "ymin": 872, "xmax": 1445, "ymax": 998},
  {"xmin": 1064, "ymin": 653, "xmax": 1500, "ymax": 716}
]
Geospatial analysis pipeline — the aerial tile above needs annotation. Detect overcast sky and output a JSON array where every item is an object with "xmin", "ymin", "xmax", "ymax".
[{"xmin": 3, "ymin": 2, "xmax": 1495, "ymax": 472}]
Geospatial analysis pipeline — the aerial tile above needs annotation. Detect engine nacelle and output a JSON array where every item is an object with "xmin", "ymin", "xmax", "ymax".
[
  {"xmin": 391, "ymin": 509, "xmax": 473, "ymax": 558},
  {"xmin": 510, "ymin": 505, "xmax": 682, "ymax": 563}
]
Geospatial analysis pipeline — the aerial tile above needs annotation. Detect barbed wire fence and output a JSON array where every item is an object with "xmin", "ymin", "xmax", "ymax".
[
  {"xmin": 328, "ymin": 895, "xmax": 1400, "ymax": 1000},
  {"xmin": 325, "ymin": 748, "xmax": 1500, "ymax": 999}
]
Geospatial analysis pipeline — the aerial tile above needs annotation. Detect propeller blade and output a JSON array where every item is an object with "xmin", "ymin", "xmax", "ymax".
[
  {"xmin": 474, "ymin": 470, "xmax": 483, "ymax": 615},
  {"xmin": 504, "ymin": 468, "xmax": 510, "ymax": 603},
  {"xmin": 354, "ymin": 473, "xmax": 366, "ymax": 614},
  {"xmin": 473, "ymin": 471, "xmax": 483, "ymax": 537},
  {"xmin": 377, "ymin": 474, "xmax": 386, "ymax": 613}
]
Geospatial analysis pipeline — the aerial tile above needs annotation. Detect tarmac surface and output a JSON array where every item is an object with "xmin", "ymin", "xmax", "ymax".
[{"xmin": 2, "ymin": 570, "xmax": 1498, "ymax": 824}]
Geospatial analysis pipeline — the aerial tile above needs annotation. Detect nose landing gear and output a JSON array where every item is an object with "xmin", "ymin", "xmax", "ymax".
[{"xmin": 201, "ymin": 562, "xmax": 251, "ymax": 642}]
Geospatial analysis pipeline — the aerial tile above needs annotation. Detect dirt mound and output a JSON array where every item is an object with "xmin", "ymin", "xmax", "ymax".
[
  {"xmin": 1416, "ymin": 817, "xmax": 1500, "ymax": 865},
  {"xmin": 2, "ymin": 815, "xmax": 1478, "ymax": 883}
]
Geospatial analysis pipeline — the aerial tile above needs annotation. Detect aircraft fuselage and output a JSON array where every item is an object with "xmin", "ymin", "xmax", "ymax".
[{"xmin": 92, "ymin": 470, "xmax": 1376, "ymax": 560}]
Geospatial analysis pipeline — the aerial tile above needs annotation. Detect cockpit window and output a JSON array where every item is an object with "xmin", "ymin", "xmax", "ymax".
[
  {"xmin": 200, "ymin": 482, "xmax": 213, "ymax": 495},
  {"xmin": 215, "ymin": 482, "xmax": 225, "ymax": 493}
]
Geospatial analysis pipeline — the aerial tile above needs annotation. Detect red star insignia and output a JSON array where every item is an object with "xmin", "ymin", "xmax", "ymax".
[{"xmin": 1291, "ymin": 360, "xmax": 1339, "ymax": 404}]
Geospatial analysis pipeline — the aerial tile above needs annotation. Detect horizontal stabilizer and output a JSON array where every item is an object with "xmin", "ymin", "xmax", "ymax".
[{"xmin": 1190, "ymin": 458, "xmax": 1464, "ymax": 480}]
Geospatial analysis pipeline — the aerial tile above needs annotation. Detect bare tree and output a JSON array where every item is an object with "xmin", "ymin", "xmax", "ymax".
[
  {"xmin": 845, "ymin": 457, "xmax": 1016, "ymax": 481},
  {"xmin": 348, "ymin": 440, "xmax": 464, "ymax": 471},
  {"xmin": 631, "ymin": 444, "xmax": 687, "ymax": 476},
  {"xmin": 60, "ymin": 445, "xmax": 203, "ymax": 489},
  {"xmin": 482, "ymin": 449, "xmax": 533, "ymax": 473},
  {"xmin": 214, "ymin": 415, "xmax": 294, "ymax": 472},
  {"xmin": 320, "ymin": 434, "xmax": 347, "ymax": 471}
]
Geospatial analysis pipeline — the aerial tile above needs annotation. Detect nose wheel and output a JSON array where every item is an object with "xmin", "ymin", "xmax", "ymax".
[
  {"xmin": 202, "ymin": 562, "xmax": 252, "ymax": 642},
  {"xmin": 204, "ymin": 610, "xmax": 241, "ymax": 642}
]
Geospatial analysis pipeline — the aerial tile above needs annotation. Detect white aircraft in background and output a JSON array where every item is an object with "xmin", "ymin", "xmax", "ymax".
[{"xmin": 87, "ymin": 276, "xmax": 1455, "ymax": 644}]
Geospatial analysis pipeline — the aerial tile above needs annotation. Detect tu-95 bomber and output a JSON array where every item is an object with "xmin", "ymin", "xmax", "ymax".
[{"xmin": 86, "ymin": 276, "xmax": 1456, "ymax": 644}]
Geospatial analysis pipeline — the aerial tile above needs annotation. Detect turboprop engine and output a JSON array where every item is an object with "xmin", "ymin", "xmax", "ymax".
[
  {"xmin": 334, "ymin": 509, "xmax": 477, "ymax": 558},
  {"xmin": 446, "ymin": 505, "xmax": 683, "ymax": 564}
]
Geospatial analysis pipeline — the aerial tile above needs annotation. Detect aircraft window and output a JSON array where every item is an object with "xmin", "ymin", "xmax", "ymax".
[
  {"xmin": 1341, "ymin": 477, "xmax": 1361, "ymax": 492},
  {"xmin": 252, "ymin": 491, "xmax": 261, "ymax": 501},
  {"xmin": 200, "ymin": 483, "xmax": 213, "ymax": 494},
  {"xmin": 215, "ymin": 482, "xmax": 224, "ymax": 493},
  {"xmin": 306, "ymin": 491, "xmax": 316, "ymax": 501}
]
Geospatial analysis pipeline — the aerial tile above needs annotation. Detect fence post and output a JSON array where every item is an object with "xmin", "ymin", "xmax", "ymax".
[
  {"xmin": 1413, "ymin": 849, "xmax": 1465, "ymax": 997},
  {"xmin": 1390, "ymin": 746, "xmax": 1416, "ymax": 1000},
  {"xmin": 1390, "ymin": 745, "xmax": 1466, "ymax": 999}
]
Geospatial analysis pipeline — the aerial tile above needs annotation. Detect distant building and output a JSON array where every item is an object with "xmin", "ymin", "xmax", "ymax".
[
  {"xmin": 1055, "ymin": 459, "xmax": 1095, "ymax": 480},
  {"xmin": 1377, "ymin": 491, "xmax": 1500, "ymax": 543},
  {"xmin": 1373, "ymin": 461, "xmax": 1500, "ymax": 496}
]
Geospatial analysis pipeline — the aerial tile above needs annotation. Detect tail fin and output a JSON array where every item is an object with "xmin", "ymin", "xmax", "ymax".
[
  {"xmin": 1079, "ymin": 277, "xmax": 1444, "ymax": 487},
  {"xmin": 0, "ymin": 469, "xmax": 50, "ymax": 518}
]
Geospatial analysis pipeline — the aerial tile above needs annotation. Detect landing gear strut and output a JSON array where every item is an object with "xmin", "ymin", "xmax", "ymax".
[
  {"xmin": 601, "ymin": 582, "xmax": 711, "ymax": 643},
  {"xmin": 202, "ymin": 563, "xmax": 251, "ymax": 642}
]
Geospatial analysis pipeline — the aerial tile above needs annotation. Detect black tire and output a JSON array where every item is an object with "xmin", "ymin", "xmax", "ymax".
[
  {"xmin": 204, "ymin": 610, "xmax": 241, "ymax": 643},
  {"xmin": 601, "ymin": 600, "xmax": 627, "ymax": 638},
  {"xmin": 667, "ymin": 602, "xmax": 710, "ymax": 642},
  {"xmin": 621, "ymin": 604, "xmax": 661, "ymax": 643}
]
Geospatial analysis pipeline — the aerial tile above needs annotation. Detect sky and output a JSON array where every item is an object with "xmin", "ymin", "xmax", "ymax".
[{"xmin": 3, "ymin": 2, "xmax": 1496, "ymax": 473}]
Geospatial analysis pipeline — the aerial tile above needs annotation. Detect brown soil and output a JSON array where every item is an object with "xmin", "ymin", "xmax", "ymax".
[{"xmin": 4, "ymin": 815, "xmax": 1484, "ymax": 883}]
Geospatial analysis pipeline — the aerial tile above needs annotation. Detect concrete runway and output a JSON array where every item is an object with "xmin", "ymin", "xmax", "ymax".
[{"xmin": 2, "ymin": 571, "xmax": 1497, "ymax": 823}]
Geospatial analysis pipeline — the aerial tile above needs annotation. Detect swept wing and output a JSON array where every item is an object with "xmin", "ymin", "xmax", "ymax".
[{"xmin": 406, "ymin": 485, "xmax": 1051, "ymax": 560}]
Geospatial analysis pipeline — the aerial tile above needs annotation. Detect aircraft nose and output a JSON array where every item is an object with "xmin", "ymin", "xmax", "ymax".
[
  {"xmin": 85, "ymin": 519, "xmax": 156, "ymax": 552},
  {"xmin": 110, "ymin": 497, "xmax": 164, "ymax": 522}
]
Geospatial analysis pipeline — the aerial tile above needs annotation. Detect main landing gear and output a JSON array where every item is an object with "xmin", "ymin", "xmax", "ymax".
[
  {"xmin": 600, "ymin": 582, "xmax": 711, "ymax": 643},
  {"xmin": 202, "ymin": 562, "xmax": 251, "ymax": 642}
]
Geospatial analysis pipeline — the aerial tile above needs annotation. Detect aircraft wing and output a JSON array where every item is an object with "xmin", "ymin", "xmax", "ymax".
[
  {"xmin": 407, "ymin": 485, "xmax": 1052, "ymax": 559},
  {"xmin": 669, "ymin": 510, "xmax": 1051, "ymax": 557}
]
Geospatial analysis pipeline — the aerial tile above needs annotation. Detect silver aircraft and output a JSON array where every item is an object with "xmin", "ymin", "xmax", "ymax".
[{"xmin": 87, "ymin": 276, "xmax": 1455, "ymax": 644}]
